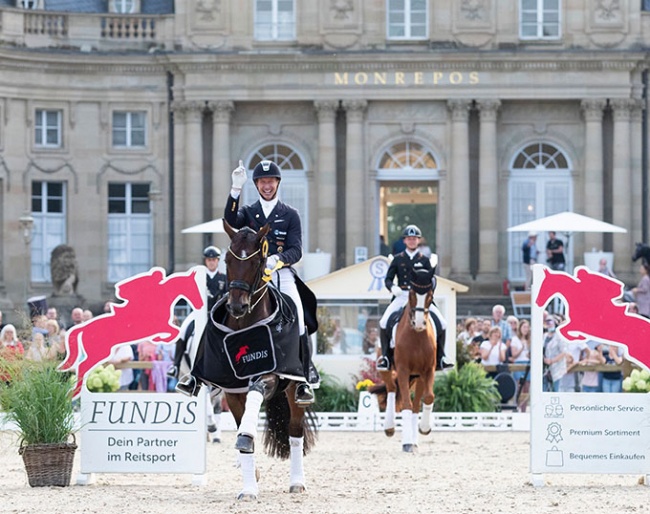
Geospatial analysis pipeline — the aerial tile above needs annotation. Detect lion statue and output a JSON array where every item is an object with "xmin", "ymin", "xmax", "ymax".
[{"xmin": 50, "ymin": 244, "xmax": 79, "ymax": 296}]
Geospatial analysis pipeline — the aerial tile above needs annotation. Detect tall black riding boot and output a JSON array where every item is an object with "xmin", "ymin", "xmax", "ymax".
[
  {"xmin": 300, "ymin": 333, "xmax": 320, "ymax": 385},
  {"xmin": 435, "ymin": 328, "xmax": 454, "ymax": 370},
  {"xmin": 376, "ymin": 328, "xmax": 391, "ymax": 371}
]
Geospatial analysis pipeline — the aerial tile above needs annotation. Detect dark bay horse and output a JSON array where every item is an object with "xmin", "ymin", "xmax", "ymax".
[
  {"xmin": 632, "ymin": 242, "xmax": 650, "ymax": 265},
  {"xmin": 377, "ymin": 267, "xmax": 437, "ymax": 452},
  {"xmin": 193, "ymin": 221, "xmax": 315, "ymax": 500}
]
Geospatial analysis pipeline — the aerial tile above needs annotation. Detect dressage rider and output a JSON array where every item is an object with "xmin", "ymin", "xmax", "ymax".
[
  {"xmin": 203, "ymin": 245, "xmax": 227, "ymax": 310},
  {"xmin": 225, "ymin": 159, "xmax": 315, "ymax": 405},
  {"xmin": 376, "ymin": 224, "xmax": 453, "ymax": 372}
]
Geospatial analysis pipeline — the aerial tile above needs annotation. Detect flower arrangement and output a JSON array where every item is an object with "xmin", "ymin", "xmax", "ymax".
[
  {"xmin": 622, "ymin": 368, "xmax": 650, "ymax": 393},
  {"xmin": 86, "ymin": 364, "xmax": 121, "ymax": 393},
  {"xmin": 355, "ymin": 378, "xmax": 375, "ymax": 392},
  {"xmin": 354, "ymin": 356, "xmax": 382, "ymax": 385}
]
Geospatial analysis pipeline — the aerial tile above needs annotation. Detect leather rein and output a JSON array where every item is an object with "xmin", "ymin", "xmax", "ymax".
[{"xmin": 226, "ymin": 239, "xmax": 270, "ymax": 318}]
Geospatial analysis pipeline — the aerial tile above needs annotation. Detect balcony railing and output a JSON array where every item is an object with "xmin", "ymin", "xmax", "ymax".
[{"xmin": 0, "ymin": 8, "xmax": 174, "ymax": 50}]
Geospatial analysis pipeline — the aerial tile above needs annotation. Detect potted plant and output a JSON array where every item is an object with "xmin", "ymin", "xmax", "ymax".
[{"xmin": 0, "ymin": 360, "xmax": 77, "ymax": 487}]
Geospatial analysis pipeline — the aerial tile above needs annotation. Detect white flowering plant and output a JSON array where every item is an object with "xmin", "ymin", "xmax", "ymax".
[
  {"xmin": 622, "ymin": 368, "xmax": 650, "ymax": 393},
  {"xmin": 86, "ymin": 364, "xmax": 122, "ymax": 393}
]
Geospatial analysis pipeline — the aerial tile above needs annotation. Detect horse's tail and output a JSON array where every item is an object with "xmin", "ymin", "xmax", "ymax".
[
  {"xmin": 58, "ymin": 328, "xmax": 81, "ymax": 371},
  {"xmin": 263, "ymin": 392, "xmax": 317, "ymax": 460}
]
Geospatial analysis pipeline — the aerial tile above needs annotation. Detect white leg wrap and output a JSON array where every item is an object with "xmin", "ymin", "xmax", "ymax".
[
  {"xmin": 213, "ymin": 413, "xmax": 222, "ymax": 438},
  {"xmin": 401, "ymin": 409, "xmax": 413, "ymax": 446},
  {"xmin": 238, "ymin": 390, "xmax": 264, "ymax": 438},
  {"xmin": 289, "ymin": 436, "xmax": 305, "ymax": 487},
  {"xmin": 411, "ymin": 412, "xmax": 419, "ymax": 446},
  {"xmin": 419, "ymin": 402, "xmax": 433, "ymax": 434},
  {"xmin": 239, "ymin": 453, "xmax": 258, "ymax": 496},
  {"xmin": 384, "ymin": 391, "xmax": 396, "ymax": 430}
]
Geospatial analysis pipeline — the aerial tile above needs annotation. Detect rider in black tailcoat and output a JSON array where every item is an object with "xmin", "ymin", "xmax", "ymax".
[{"xmin": 224, "ymin": 159, "xmax": 318, "ymax": 406}]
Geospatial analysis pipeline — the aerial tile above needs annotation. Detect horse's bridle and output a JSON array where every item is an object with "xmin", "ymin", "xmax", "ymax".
[
  {"xmin": 408, "ymin": 279, "xmax": 433, "ymax": 318},
  {"xmin": 226, "ymin": 238, "xmax": 270, "ymax": 317}
]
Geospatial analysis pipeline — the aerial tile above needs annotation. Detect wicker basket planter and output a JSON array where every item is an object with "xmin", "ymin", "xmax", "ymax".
[{"xmin": 19, "ymin": 438, "xmax": 77, "ymax": 487}]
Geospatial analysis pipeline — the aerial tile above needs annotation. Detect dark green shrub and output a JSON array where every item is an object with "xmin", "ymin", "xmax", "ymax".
[
  {"xmin": 313, "ymin": 370, "xmax": 357, "ymax": 412},
  {"xmin": 433, "ymin": 362, "xmax": 500, "ymax": 412}
]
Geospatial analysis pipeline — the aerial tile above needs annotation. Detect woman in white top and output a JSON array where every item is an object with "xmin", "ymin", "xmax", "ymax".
[{"xmin": 480, "ymin": 326, "xmax": 507, "ymax": 370}]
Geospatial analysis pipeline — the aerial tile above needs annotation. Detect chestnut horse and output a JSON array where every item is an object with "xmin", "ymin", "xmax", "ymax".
[
  {"xmin": 193, "ymin": 221, "xmax": 315, "ymax": 500},
  {"xmin": 378, "ymin": 267, "xmax": 437, "ymax": 452}
]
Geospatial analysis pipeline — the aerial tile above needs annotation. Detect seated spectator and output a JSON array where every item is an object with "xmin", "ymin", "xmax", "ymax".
[{"xmin": 479, "ymin": 326, "xmax": 506, "ymax": 377}]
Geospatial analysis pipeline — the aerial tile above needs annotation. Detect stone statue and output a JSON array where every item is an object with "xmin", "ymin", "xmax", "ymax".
[{"xmin": 50, "ymin": 244, "xmax": 79, "ymax": 296}]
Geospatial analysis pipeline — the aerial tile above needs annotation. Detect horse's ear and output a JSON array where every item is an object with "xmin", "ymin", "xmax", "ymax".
[
  {"xmin": 223, "ymin": 218, "xmax": 238, "ymax": 239},
  {"xmin": 259, "ymin": 224, "xmax": 271, "ymax": 238}
]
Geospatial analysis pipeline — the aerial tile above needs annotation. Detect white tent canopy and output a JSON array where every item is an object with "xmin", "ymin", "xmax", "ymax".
[
  {"xmin": 507, "ymin": 211, "xmax": 627, "ymax": 234},
  {"xmin": 181, "ymin": 218, "xmax": 224, "ymax": 234}
]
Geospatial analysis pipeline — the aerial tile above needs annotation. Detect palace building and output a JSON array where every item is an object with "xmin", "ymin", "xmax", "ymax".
[{"xmin": 0, "ymin": 0, "xmax": 649, "ymax": 314}]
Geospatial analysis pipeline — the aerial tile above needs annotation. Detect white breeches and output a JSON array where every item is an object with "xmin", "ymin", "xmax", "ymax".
[
  {"xmin": 271, "ymin": 267, "xmax": 305, "ymax": 335},
  {"xmin": 379, "ymin": 295, "xmax": 447, "ymax": 331}
]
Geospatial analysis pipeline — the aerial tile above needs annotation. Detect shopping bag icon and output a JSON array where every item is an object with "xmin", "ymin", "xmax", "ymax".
[{"xmin": 546, "ymin": 446, "xmax": 564, "ymax": 467}]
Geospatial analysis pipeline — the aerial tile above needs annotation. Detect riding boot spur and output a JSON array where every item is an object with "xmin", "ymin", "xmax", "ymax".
[{"xmin": 376, "ymin": 327, "xmax": 391, "ymax": 371}]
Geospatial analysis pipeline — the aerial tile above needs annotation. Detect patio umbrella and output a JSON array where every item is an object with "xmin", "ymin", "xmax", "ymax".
[
  {"xmin": 506, "ymin": 211, "xmax": 627, "ymax": 234},
  {"xmin": 181, "ymin": 218, "xmax": 225, "ymax": 234}
]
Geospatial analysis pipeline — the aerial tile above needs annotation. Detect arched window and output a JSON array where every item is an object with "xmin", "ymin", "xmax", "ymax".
[
  {"xmin": 508, "ymin": 141, "xmax": 573, "ymax": 282},
  {"xmin": 376, "ymin": 140, "xmax": 439, "ymax": 252},
  {"xmin": 243, "ymin": 143, "xmax": 309, "ymax": 250}
]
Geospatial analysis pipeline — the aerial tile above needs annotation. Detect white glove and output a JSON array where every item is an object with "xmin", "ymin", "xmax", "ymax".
[
  {"xmin": 231, "ymin": 160, "xmax": 247, "ymax": 191},
  {"xmin": 391, "ymin": 285, "xmax": 403, "ymax": 297},
  {"xmin": 266, "ymin": 255, "xmax": 280, "ymax": 270}
]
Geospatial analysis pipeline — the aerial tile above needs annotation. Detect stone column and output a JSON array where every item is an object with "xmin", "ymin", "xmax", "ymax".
[
  {"xmin": 342, "ymin": 100, "xmax": 367, "ymax": 266},
  {"xmin": 611, "ymin": 99, "xmax": 633, "ymax": 275},
  {"xmin": 447, "ymin": 99, "xmax": 472, "ymax": 279},
  {"xmin": 581, "ymin": 98, "xmax": 606, "ymax": 253},
  {"xmin": 630, "ymin": 99, "xmax": 644, "ymax": 248},
  {"xmin": 477, "ymin": 99, "xmax": 501, "ymax": 277},
  {"xmin": 209, "ymin": 100, "xmax": 234, "ymax": 219},
  {"xmin": 314, "ymin": 100, "xmax": 338, "ymax": 256},
  {"xmin": 173, "ymin": 100, "xmax": 205, "ymax": 267}
]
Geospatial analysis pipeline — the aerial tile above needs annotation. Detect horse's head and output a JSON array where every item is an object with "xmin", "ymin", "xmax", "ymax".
[
  {"xmin": 632, "ymin": 242, "xmax": 650, "ymax": 264},
  {"xmin": 223, "ymin": 219, "xmax": 270, "ymax": 319},
  {"xmin": 407, "ymin": 267, "xmax": 435, "ymax": 331}
]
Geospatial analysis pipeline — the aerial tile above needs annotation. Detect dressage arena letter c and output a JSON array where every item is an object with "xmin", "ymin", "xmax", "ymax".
[
  {"xmin": 535, "ymin": 266, "xmax": 650, "ymax": 370},
  {"xmin": 59, "ymin": 266, "xmax": 206, "ymax": 397}
]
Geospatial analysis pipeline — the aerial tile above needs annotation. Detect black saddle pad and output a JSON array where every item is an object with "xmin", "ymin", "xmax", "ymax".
[{"xmin": 222, "ymin": 324, "xmax": 277, "ymax": 380}]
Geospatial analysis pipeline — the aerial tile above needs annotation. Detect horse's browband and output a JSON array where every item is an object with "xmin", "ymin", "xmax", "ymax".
[{"xmin": 228, "ymin": 246, "xmax": 261, "ymax": 261}]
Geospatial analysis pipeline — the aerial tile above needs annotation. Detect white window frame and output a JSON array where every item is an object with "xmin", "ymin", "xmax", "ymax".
[
  {"xmin": 386, "ymin": 0, "xmax": 429, "ymax": 41},
  {"xmin": 508, "ymin": 142, "xmax": 573, "ymax": 282},
  {"xmin": 112, "ymin": 111, "xmax": 147, "ymax": 149},
  {"xmin": 519, "ymin": 0, "xmax": 561, "ymax": 40},
  {"xmin": 107, "ymin": 182, "xmax": 153, "ymax": 283},
  {"xmin": 34, "ymin": 109, "xmax": 62, "ymax": 148},
  {"xmin": 242, "ymin": 143, "xmax": 309, "ymax": 251},
  {"xmin": 254, "ymin": 0, "xmax": 296, "ymax": 41},
  {"xmin": 112, "ymin": 0, "xmax": 136, "ymax": 14},
  {"xmin": 31, "ymin": 181, "xmax": 67, "ymax": 283},
  {"xmin": 20, "ymin": 0, "xmax": 39, "ymax": 9}
]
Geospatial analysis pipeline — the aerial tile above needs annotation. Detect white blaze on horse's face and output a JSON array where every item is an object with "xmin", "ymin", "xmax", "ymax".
[{"xmin": 411, "ymin": 291, "xmax": 428, "ymax": 331}]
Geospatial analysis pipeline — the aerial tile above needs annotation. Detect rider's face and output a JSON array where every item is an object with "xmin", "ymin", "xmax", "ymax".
[
  {"xmin": 404, "ymin": 236, "xmax": 420, "ymax": 251},
  {"xmin": 205, "ymin": 257, "xmax": 219, "ymax": 272},
  {"xmin": 256, "ymin": 177, "xmax": 280, "ymax": 201}
]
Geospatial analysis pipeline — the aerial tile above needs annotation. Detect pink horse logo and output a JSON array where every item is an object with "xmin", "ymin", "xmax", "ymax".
[
  {"xmin": 536, "ymin": 266, "xmax": 650, "ymax": 369},
  {"xmin": 59, "ymin": 267, "xmax": 205, "ymax": 397}
]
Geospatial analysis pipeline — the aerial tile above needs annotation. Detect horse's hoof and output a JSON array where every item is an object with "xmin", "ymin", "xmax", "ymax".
[
  {"xmin": 418, "ymin": 427, "xmax": 431, "ymax": 436},
  {"xmin": 402, "ymin": 444, "xmax": 415, "ymax": 453},
  {"xmin": 235, "ymin": 434, "xmax": 255, "ymax": 453},
  {"xmin": 385, "ymin": 428, "xmax": 395, "ymax": 437},
  {"xmin": 289, "ymin": 484, "xmax": 305, "ymax": 493},
  {"xmin": 237, "ymin": 492, "xmax": 258, "ymax": 501}
]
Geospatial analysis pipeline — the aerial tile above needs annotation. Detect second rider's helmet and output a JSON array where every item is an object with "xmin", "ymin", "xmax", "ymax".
[
  {"xmin": 203, "ymin": 246, "xmax": 221, "ymax": 259},
  {"xmin": 401, "ymin": 224, "xmax": 422, "ymax": 238},
  {"xmin": 252, "ymin": 160, "xmax": 282, "ymax": 182}
]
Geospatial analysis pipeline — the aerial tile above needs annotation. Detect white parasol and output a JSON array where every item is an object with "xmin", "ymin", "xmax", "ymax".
[
  {"xmin": 506, "ymin": 211, "xmax": 627, "ymax": 234},
  {"xmin": 181, "ymin": 218, "xmax": 225, "ymax": 234}
]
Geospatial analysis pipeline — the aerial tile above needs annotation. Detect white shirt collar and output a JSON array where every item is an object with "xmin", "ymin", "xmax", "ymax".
[
  {"xmin": 260, "ymin": 197, "xmax": 279, "ymax": 218},
  {"xmin": 406, "ymin": 249, "xmax": 419, "ymax": 259}
]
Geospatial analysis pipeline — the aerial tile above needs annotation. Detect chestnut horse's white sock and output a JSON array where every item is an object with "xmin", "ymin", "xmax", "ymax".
[
  {"xmin": 238, "ymin": 390, "xmax": 263, "ymax": 438},
  {"xmin": 289, "ymin": 436, "xmax": 305, "ymax": 487},
  {"xmin": 411, "ymin": 411, "xmax": 419, "ymax": 447},
  {"xmin": 385, "ymin": 391, "xmax": 396, "ymax": 431},
  {"xmin": 420, "ymin": 402, "xmax": 433, "ymax": 434}
]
